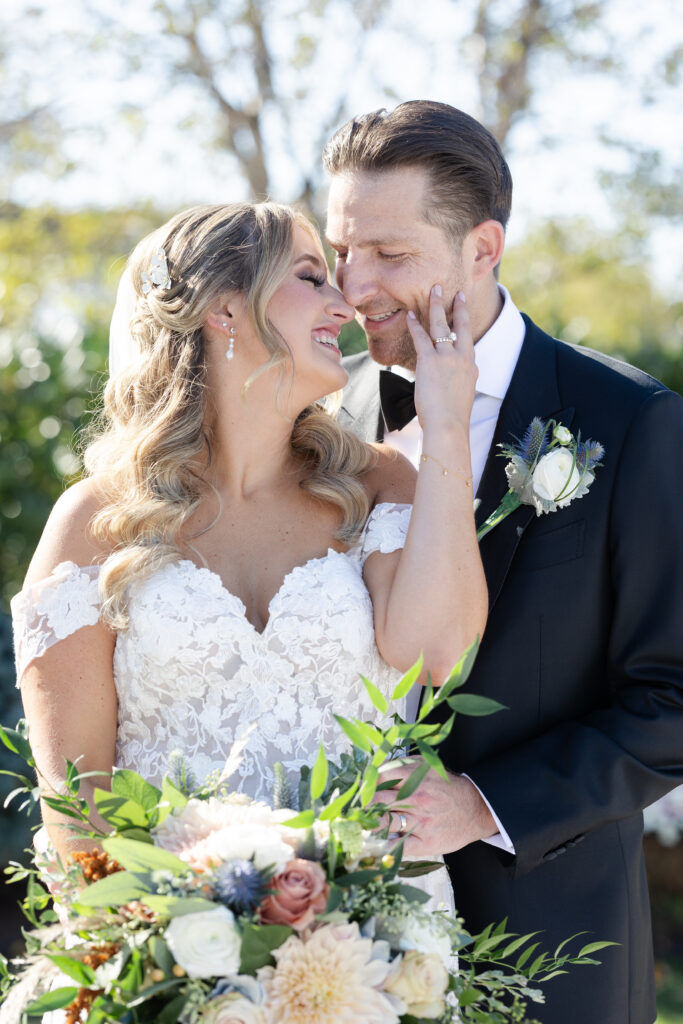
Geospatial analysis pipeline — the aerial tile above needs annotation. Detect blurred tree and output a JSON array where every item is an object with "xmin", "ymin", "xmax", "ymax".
[
  {"xmin": 0, "ymin": 204, "xmax": 163, "ymax": 611},
  {"xmin": 461, "ymin": 0, "xmax": 615, "ymax": 147},
  {"xmin": 501, "ymin": 217, "xmax": 683, "ymax": 392}
]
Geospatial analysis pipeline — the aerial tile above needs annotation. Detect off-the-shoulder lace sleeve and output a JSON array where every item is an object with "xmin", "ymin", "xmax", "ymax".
[
  {"xmin": 359, "ymin": 502, "xmax": 413, "ymax": 566},
  {"xmin": 10, "ymin": 561, "xmax": 102, "ymax": 685}
]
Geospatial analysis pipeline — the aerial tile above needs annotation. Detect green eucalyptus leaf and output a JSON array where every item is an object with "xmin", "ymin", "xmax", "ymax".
[
  {"xmin": 156, "ymin": 776, "xmax": 189, "ymax": 825},
  {"xmin": 310, "ymin": 743, "xmax": 328, "ymax": 801},
  {"xmin": 333, "ymin": 715, "xmax": 373, "ymax": 753},
  {"xmin": 45, "ymin": 954, "xmax": 96, "ymax": 986},
  {"xmin": 281, "ymin": 809, "xmax": 315, "ymax": 828},
  {"xmin": 143, "ymin": 895, "xmax": 216, "ymax": 917},
  {"xmin": 415, "ymin": 741, "xmax": 449, "ymax": 781},
  {"xmin": 319, "ymin": 776, "xmax": 359, "ymax": 821},
  {"xmin": 93, "ymin": 789, "xmax": 148, "ymax": 829},
  {"xmin": 391, "ymin": 656, "xmax": 424, "ymax": 701},
  {"xmin": 361, "ymin": 675, "xmax": 388, "ymax": 714},
  {"xmin": 73, "ymin": 870, "xmax": 150, "ymax": 909},
  {"xmin": 102, "ymin": 836, "xmax": 188, "ymax": 875},
  {"xmin": 25, "ymin": 987, "xmax": 80, "ymax": 1013},
  {"xmin": 111, "ymin": 769, "xmax": 162, "ymax": 813},
  {"xmin": 239, "ymin": 923, "xmax": 293, "ymax": 974},
  {"xmin": 396, "ymin": 758, "xmax": 430, "ymax": 801},
  {"xmin": 0, "ymin": 721, "xmax": 34, "ymax": 766},
  {"xmin": 441, "ymin": 638, "xmax": 480, "ymax": 696},
  {"xmin": 360, "ymin": 762, "xmax": 379, "ymax": 806},
  {"xmin": 446, "ymin": 694, "xmax": 507, "ymax": 717}
]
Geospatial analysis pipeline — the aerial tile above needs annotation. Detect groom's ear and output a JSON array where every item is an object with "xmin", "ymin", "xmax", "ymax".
[{"xmin": 464, "ymin": 220, "xmax": 505, "ymax": 282}]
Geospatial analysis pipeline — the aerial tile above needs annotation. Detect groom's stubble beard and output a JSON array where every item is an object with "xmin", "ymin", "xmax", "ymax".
[{"xmin": 364, "ymin": 289, "xmax": 458, "ymax": 373}]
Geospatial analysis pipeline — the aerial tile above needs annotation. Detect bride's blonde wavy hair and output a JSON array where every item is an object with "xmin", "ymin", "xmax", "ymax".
[{"xmin": 84, "ymin": 202, "xmax": 375, "ymax": 628}]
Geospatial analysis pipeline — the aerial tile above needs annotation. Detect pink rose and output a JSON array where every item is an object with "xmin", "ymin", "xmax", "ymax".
[{"xmin": 259, "ymin": 858, "xmax": 329, "ymax": 931}]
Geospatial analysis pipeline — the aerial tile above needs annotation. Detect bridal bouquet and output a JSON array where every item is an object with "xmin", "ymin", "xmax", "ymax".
[{"xmin": 0, "ymin": 645, "xmax": 611, "ymax": 1024}]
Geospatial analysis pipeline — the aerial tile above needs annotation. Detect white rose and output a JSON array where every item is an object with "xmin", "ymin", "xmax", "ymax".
[
  {"xmin": 374, "ymin": 914, "xmax": 452, "ymax": 966},
  {"xmin": 166, "ymin": 907, "xmax": 241, "ymax": 978},
  {"xmin": 384, "ymin": 951, "xmax": 449, "ymax": 1019},
  {"xmin": 201, "ymin": 992, "xmax": 266, "ymax": 1024},
  {"xmin": 532, "ymin": 449, "xmax": 590, "ymax": 508},
  {"xmin": 553, "ymin": 424, "xmax": 573, "ymax": 446}
]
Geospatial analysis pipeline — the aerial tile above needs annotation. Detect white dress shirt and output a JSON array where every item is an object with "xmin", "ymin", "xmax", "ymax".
[{"xmin": 384, "ymin": 286, "xmax": 526, "ymax": 854}]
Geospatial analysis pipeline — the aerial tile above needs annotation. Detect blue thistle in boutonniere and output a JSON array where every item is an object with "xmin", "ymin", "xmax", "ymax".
[{"xmin": 477, "ymin": 418, "xmax": 604, "ymax": 540}]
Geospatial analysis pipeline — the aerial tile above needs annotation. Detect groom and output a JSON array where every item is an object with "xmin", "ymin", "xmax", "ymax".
[{"xmin": 323, "ymin": 101, "xmax": 683, "ymax": 1024}]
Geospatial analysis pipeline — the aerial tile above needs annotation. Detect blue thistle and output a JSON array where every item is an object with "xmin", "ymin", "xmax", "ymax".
[
  {"xmin": 578, "ymin": 438, "xmax": 605, "ymax": 471},
  {"xmin": 167, "ymin": 749, "xmax": 196, "ymax": 795},
  {"xmin": 500, "ymin": 416, "xmax": 551, "ymax": 465},
  {"xmin": 213, "ymin": 859, "xmax": 268, "ymax": 914}
]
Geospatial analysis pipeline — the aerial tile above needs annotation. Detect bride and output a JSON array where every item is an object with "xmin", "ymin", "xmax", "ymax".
[{"xmin": 11, "ymin": 202, "xmax": 485, "ymax": 903}]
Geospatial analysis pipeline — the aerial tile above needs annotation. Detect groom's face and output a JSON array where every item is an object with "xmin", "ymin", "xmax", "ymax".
[{"xmin": 326, "ymin": 165, "xmax": 464, "ymax": 370}]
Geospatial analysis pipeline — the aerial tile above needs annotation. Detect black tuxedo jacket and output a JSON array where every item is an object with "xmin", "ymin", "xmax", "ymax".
[{"xmin": 341, "ymin": 316, "xmax": 683, "ymax": 1024}]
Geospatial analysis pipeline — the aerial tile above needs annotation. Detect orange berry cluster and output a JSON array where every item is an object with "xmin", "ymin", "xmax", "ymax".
[
  {"xmin": 82, "ymin": 943, "xmax": 120, "ymax": 969},
  {"xmin": 64, "ymin": 987, "xmax": 104, "ymax": 1024},
  {"xmin": 71, "ymin": 849, "xmax": 122, "ymax": 882}
]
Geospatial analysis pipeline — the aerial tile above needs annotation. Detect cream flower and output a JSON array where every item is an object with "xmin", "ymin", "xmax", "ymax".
[
  {"xmin": 258, "ymin": 922, "xmax": 401, "ymax": 1024},
  {"xmin": 384, "ymin": 951, "xmax": 449, "ymax": 1018},
  {"xmin": 165, "ymin": 906, "xmax": 241, "ymax": 978},
  {"xmin": 201, "ymin": 992, "xmax": 266, "ymax": 1024},
  {"xmin": 375, "ymin": 913, "xmax": 452, "ymax": 965},
  {"xmin": 153, "ymin": 797, "xmax": 294, "ymax": 872}
]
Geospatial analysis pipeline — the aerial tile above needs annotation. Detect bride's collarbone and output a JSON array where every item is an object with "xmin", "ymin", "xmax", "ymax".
[{"xmin": 180, "ymin": 502, "xmax": 350, "ymax": 632}]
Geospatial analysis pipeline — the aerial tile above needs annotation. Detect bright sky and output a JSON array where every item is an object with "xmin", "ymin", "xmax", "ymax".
[{"xmin": 5, "ymin": 0, "xmax": 682, "ymax": 295}]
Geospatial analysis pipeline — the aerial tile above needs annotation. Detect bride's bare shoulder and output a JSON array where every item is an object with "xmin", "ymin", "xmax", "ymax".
[
  {"xmin": 362, "ymin": 444, "xmax": 416, "ymax": 507},
  {"xmin": 23, "ymin": 477, "xmax": 112, "ymax": 588}
]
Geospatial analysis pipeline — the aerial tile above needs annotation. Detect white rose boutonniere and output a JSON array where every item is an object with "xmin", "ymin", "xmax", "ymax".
[{"xmin": 478, "ymin": 417, "xmax": 604, "ymax": 540}]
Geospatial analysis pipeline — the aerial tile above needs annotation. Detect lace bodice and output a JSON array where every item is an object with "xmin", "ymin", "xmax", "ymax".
[{"xmin": 11, "ymin": 503, "xmax": 413, "ymax": 799}]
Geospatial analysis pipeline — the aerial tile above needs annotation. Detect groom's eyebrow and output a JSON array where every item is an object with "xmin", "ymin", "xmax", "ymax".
[{"xmin": 325, "ymin": 235, "xmax": 407, "ymax": 249}]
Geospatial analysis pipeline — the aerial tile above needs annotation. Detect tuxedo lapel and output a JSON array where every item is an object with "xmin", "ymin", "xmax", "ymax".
[
  {"xmin": 476, "ymin": 317, "xmax": 575, "ymax": 612},
  {"xmin": 339, "ymin": 352, "xmax": 384, "ymax": 441}
]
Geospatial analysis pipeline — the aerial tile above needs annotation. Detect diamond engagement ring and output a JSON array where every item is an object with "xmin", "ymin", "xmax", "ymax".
[
  {"xmin": 434, "ymin": 331, "xmax": 457, "ymax": 344},
  {"xmin": 396, "ymin": 812, "xmax": 408, "ymax": 837}
]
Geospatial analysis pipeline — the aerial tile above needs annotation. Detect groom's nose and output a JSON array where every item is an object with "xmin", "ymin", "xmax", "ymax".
[{"xmin": 335, "ymin": 256, "xmax": 379, "ymax": 310}]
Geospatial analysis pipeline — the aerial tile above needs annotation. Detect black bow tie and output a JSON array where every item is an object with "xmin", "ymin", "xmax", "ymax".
[{"xmin": 379, "ymin": 369, "xmax": 417, "ymax": 433}]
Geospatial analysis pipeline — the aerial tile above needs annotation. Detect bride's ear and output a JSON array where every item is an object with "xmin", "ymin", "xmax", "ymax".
[{"xmin": 205, "ymin": 304, "xmax": 236, "ymax": 333}]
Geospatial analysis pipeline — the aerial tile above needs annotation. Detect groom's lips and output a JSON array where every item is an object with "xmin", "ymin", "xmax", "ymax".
[{"xmin": 363, "ymin": 309, "xmax": 403, "ymax": 331}]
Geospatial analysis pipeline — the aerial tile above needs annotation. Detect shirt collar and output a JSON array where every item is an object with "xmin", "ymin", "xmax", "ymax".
[
  {"xmin": 388, "ymin": 284, "xmax": 525, "ymax": 396},
  {"xmin": 473, "ymin": 285, "xmax": 526, "ymax": 400}
]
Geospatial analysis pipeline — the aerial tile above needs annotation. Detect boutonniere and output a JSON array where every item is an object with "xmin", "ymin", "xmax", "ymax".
[{"xmin": 477, "ymin": 418, "xmax": 605, "ymax": 541}]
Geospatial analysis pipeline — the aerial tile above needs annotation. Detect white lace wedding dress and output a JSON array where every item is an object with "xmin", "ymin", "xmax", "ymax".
[{"xmin": 11, "ymin": 501, "xmax": 454, "ymax": 917}]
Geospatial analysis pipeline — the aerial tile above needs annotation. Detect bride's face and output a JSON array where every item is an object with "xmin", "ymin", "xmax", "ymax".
[{"xmin": 265, "ymin": 225, "xmax": 354, "ymax": 407}]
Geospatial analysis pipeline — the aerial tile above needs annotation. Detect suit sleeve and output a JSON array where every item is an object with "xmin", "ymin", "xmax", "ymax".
[{"xmin": 468, "ymin": 388, "xmax": 683, "ymax": 876}]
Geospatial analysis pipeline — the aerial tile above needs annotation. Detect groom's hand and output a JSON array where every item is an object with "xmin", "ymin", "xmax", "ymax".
[{"xmin": 376, "ymin": 762, "xmax": 498, "ymax": 858}]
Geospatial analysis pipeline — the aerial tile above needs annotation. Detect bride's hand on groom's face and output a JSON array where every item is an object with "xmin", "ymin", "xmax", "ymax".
[
  {"xmin": 408, "ymin": 288, "xmax": 478, "ymax": 439},
  {"xmin": 375, "ymin": 760, "xmax": 497, "ymax": 857}
]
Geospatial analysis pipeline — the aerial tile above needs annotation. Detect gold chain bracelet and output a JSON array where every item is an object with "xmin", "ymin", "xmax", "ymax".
[{"xmin": 420, "ymin": 452, "xmax": 472, "ymax": 487}]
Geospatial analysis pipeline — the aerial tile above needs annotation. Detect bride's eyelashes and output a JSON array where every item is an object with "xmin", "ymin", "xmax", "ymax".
[{"xmin": 298, "ymin": 272, "xmax": 327, "ymax": 288}]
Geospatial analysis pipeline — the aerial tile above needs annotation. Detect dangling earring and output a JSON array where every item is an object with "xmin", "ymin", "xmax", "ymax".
[{"xmin": 222, "ymin": 322, "xmax": 236, "ymax": 361}]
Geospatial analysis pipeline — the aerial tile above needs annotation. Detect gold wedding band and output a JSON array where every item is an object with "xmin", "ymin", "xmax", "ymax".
[{"xmin": 434, "ymin": 331, "xmax": 457, "ymax": 345}]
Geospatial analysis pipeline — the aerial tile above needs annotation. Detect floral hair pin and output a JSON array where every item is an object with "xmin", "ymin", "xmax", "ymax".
[
  {"xmin": 141, "ymin": 247, "xmax": 172, "ymax": 294},
  {"xmin": 477, "ymin": 417, "xmax": 604, "ymax": 540}
]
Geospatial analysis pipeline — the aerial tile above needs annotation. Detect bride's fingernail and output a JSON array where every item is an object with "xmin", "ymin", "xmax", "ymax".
[
  {"xmin": 407, "ymin": 310, "xmax": 416, "ymax": 319},
  {"xmin": 458, "ymin": 290, "xmax": 466, "ymax": 302},
  {"xmin": 433, "ymin": 284, "xmax": 442, "ymax": 297}
]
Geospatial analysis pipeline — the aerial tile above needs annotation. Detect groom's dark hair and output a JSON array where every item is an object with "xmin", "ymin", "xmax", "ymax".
[{"xmin": 322, "ymin": 100, "xmax": 512, "ymax": 244}]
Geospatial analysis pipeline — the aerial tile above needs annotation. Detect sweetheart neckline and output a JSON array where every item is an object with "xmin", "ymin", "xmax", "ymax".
[{"xmin": 175, "ymin": 547, "xmax": 360, "ymax": 637}]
